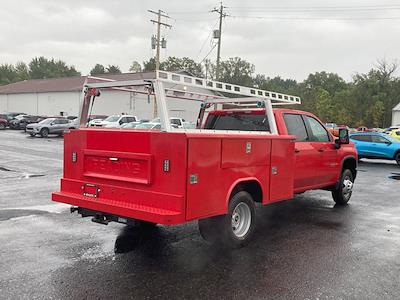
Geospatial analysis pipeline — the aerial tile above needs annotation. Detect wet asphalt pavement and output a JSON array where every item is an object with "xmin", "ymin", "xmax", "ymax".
[{"xmin": 0, "ymin": 130, "xmax": 399, "ymax": 299}]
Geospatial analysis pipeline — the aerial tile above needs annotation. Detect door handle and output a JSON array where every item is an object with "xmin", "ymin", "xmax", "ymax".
[
  {"xmin": 318, "ymin": 148, "xmax": 325, "ymax": 152},
  {"xmin": 294, "ymin": 148, "xmax": 300, "ymax": 153}
]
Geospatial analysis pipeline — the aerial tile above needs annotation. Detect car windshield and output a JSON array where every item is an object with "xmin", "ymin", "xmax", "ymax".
[
  {"xmin": 105, "ymin": 116, "xmax": 120, "ymax": 122},
  {"xmin": 385, "ymin": 135, "xmax": 399, "ymax": 143},
  {"xmin": 136, "ymin": 123, "xmax": 157, "ymax": 129},
  {"xmin": 39, "ymin": 118, "xmax": 54, "ymax": 124}
]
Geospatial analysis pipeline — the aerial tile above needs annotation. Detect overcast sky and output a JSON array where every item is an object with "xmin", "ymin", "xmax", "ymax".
[{"xmin": 1, "ymin": 0, "xmax": 400, "ymax": 81}]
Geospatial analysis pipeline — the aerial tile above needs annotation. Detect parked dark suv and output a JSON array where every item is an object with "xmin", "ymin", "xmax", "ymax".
[
  {"xmin": 0, "ymin": 113, "xmax": 26, "ymax": 128},
  {"xmin": 9, "ymin": 115, "xmax": 46, "ymax": 130},
  {"xmin": 0, "ymin": 117, "xmax": 7, "ymax": 130}
]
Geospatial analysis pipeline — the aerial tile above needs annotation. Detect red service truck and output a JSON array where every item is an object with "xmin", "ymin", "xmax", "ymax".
[{"xmin": 52, "ymin": 71, "xmax": 357, "ymax": 248}]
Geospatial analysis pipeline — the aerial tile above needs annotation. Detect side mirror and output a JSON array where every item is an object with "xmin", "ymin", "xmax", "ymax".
[{"xmin": 335, "ymin": 128, "xmax": 349, "ymax": 148}]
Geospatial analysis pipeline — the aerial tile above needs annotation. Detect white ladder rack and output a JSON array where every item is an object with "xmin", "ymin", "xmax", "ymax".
[{"xmin": 156, "ymin": 70, "xmax": 301, "ymax": 105}]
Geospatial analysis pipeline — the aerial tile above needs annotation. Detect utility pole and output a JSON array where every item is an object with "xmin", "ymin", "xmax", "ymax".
[
  {"xmin": 212, "ymin": 3, "xmax": 227, "ymax": 80},
  {"xmin": 148, "ymin": 9, "xmax": 172, "ymax": 117},
  {"xmin": 148, "ymin": 9, "xmax": 172, "ymax": 70}
]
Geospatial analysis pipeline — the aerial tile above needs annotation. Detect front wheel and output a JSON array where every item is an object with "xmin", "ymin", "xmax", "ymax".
[
  {"xmin": 395, "ymin": 152, "xmax": 400, "ymax": 166},
  {"xmin": 40, "ymin": 128, "xmax": 49, "ymax": 138},
  {"xmin": 198, "ymin": 191, "xmax": 256, "ymax": 248},
  {"xmin": 332, "ymin": 169, "xmax": 354, "ymax": 205}
]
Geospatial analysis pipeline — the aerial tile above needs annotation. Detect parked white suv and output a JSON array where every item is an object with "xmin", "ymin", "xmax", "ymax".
[
  {"xmin": 90, "ymin": 115, "xmax": 137, "ymax": 128},
  {"xmin": 152, "ymin": 117, "xmax": 185, "ymax": 128}
]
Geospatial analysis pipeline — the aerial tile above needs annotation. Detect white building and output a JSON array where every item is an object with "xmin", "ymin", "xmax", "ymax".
[
  {"xmin": 393, "ymin": 102, "xmax": 400, "ymax": 126},
  {"xmin": 0, "ymin": 71, "xmax": 210, "ymax": 122}
]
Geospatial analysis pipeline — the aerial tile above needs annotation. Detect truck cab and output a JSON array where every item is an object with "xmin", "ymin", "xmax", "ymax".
[{"xmin": 204, "ymin": 108, "xmax": 357, "ymax": 195}]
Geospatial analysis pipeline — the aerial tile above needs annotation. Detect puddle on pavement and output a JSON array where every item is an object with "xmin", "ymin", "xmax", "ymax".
[
  {"xmin": 388, "ymin": 173, "xmax": 400, "ymax": 180},
  {"xmin": 22, "ymin": 174, "xmax": 45, "ymax": 178},
  {"xmin": 0, "ymin": 166, "xmax": 45, "ymax": 179},
  {"xmin": 0, "ymin": 166, "xmax": 13, "ymax": 172}
]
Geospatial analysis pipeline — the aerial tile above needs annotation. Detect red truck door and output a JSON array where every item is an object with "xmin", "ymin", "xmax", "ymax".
[
  {"xmin": 303, "ymin": 115, "xmax": 339, "ymax": 185},
  {"xmin": 282, "ymin": 113, "xmax": 319, "ymax": 191}
]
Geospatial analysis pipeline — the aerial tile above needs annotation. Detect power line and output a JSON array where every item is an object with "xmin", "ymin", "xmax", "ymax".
[
  {"xmin": 227, "ymin": 4, "xmax": 400, "ymax": 10},
  {"xmin": 228, "ymin": 15, "xmax": 400, "ymax": 21},
  {"xmin": 195, "ymin": 18, "xmax": 220, "ymax": 61},
  {"xmin": 199, "ymin": 43, "xmax": 217, "ymax": 65}
]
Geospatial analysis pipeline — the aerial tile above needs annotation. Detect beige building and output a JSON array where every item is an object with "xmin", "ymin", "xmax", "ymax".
[{"xmin": 0, "ymin": 71, "xmax": 208, "ymax": 122}]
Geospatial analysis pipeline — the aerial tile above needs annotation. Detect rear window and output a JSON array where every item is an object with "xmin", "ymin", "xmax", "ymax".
[{"xmin": 204, "ymin": 114, "xmax": 270, "ymax": 131}]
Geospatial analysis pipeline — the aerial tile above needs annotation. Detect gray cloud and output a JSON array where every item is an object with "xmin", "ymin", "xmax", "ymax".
[{"xmin": 1, "ymin": 0, "xmax": 400, "ymax": 80}]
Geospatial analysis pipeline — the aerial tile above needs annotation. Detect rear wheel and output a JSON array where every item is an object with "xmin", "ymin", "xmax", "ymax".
[
  {"xmin": 332, "ymin": 169, "xmax": 354, "ymax": 205},
  {"xmin": 198, "ymin": 191, "xmax": 256, "ymax": 248},
  {"xmin": 395, "ymin": 152, "xmax": 400, "ymax": 166},
  {"xmin": 40, "ymin": 128, "xmax": 49, "ymax": 138},
  {"xmin": 128, "ymin": 220, "xmax": 157, "ymax": 230}
]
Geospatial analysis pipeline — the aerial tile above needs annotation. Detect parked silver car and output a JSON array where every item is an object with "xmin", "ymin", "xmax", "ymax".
[{"xmin": 26, "ymin": 118, "xmax": 76, "ymax": 137}]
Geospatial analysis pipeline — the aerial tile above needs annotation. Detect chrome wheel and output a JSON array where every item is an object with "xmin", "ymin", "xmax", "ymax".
[
  {"xmin": 342, "ymin": 176, "xmax": 353, "ymax": 199},
  {"xmin": 231, "ymin": 202, "xmax": 252, "ymax": 238}
]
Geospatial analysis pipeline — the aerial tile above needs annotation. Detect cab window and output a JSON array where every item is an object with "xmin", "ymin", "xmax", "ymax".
[
  {"xmin": 283, "ymin": 114, "xmax": 308, "ymax": 142},
  {"xmin": 305, "ymin": 116, "xmax": 330, "ymax": 142},
  {"xmin": 351, "ymin": 135, "xmax": 371, "ymax": 142}
]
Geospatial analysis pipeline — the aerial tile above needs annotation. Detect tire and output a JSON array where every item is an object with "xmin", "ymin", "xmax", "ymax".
[
  {"xmin": 127, "ymin": 220, "xmax": 157, "ymax": 230},
  {"xmin": 29, "ymin": 133, "xmax": 36, "ymax": 137},
  {"xmin": 395, "ymin": 152, "xmax": 400, "ymax": 166},
  {"xmin": 40, "ymin": 128, "xmax": 49, "ymax": 138},
  {"xmin": 198, "ymin": 191, "xmax": 256, "ymax": 248},
  {"xmin": 332, "ymin": 169, "xmax": 354, "ymax": 205},
  {"xmin": 0, "ymin": 123, "xmax": 5, "ymax": 130}
]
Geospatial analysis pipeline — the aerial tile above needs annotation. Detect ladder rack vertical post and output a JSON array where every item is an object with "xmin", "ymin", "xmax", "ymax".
[
  {"xmin": 265, "ymin": 99, "xmax": 278, "ymax": 135},
  {"xmin": 153, "ymin": 80, "xmax": 172, "ymax": 132}
]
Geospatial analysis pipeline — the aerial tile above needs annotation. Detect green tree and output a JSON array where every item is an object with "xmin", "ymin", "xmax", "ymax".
[
  {"xmin": 15, "ymin": 62, "xmax": 29, "ymax": 81},
  {"xmin": 314, "ymin": 88, "xmax": 334, "ymax": 122},
  {"xmin": 161, "ymin": 57, "xmax": 203, "ymax": 77},
  {"xmin": 216, "ymin": 57, "xmax": 255, "ymax": 86},
  {"xmin": 143, "ymin": 58, "xmax": 156, "ymax": 71},
  {"xmin": 254, "ymin": 74, "xmax": 298, "ymax": 94},
  {"xmin": 0, "ymin": 64, "xmax": 17, "ymax": 85},
  {"xmin": 90, "ymin": 64, "xmax": 106, "ymax": 76},
  {"xmin": 129, "ymin": 61, "xmax": 142, "ymax": 73},
  {"xmin": 29, "ymin": 56, "xmax": 80, "ymax": 79},
  {"xmin": 142, "ymin": 57, "xmax": 203, "ymax": 77},
  {"xmin": 106, "ymin": 65, "xmax": 121, "ymax": 74}
]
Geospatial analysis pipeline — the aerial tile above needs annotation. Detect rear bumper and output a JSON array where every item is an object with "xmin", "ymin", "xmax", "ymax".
[{"xmin": 52, "ymin": 191, "xmax": 185, "ymax": 225}]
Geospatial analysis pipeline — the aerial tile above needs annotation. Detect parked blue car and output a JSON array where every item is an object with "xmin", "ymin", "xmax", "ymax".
[{"xmin": 350, "ymin": 132, "xmax": 400, "ymax": 165}]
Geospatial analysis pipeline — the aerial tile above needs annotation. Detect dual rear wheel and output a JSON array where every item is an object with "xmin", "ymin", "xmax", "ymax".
[
  {"xmin": 198, "ymin": 168, "xmax": 355, "ymax": 248},
  {"xmin": 198, "ymin": 191, "xmax": 256, "ymax": 249}
]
